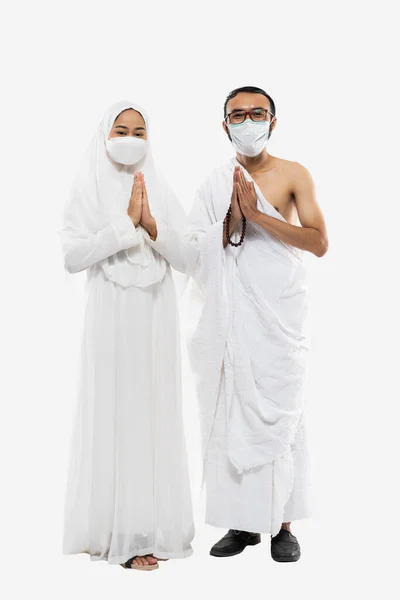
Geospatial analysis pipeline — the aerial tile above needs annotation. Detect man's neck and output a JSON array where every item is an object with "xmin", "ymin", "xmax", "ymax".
[{"xmin": 235, "ymin": 149, "xmax": 271, "ymax": 175}]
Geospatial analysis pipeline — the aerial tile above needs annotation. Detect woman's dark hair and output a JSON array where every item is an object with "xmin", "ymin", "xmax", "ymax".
[{"xmin": 224, "ymin": 86, "xmax": 276, "ymax": 118}]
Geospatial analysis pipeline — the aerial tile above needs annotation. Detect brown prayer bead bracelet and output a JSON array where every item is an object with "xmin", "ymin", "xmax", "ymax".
[{"xmin": 224, "ymin": 206, "xmax": 247, "ymax": 247}]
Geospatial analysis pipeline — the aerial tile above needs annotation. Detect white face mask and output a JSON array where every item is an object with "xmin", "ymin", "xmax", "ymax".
[
  {"xmin": 106, "ymin": 136, "xmax": 148, "ymax": 165},
  {"xmin": 228, "ymin": 119, "xmax": 270, "ymax": 157}
]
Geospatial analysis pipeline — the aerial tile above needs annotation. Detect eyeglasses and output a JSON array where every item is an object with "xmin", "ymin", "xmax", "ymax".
[{"xmin": 225, "ymin": 108, "xmax": 275, "ymax": 125}]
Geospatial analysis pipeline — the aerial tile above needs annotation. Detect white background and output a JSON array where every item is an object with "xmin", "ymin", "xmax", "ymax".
[{"xmin": 1, "ymin": 0, "xmax": 399, "ymax": 598}]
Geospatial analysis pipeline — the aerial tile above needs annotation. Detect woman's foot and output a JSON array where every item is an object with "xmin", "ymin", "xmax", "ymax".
[
  {"xmin": 122, "ymin": 555, "xmax": 159, "ymax": 570},
  {"xmin": 131, "ymin": 555, "xmax": 158, "ymax": 567}
]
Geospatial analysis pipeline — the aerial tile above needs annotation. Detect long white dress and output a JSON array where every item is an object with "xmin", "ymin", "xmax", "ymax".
[{"xmin": 61, "ymin": 101, "xmax": 194, "ymax": 564}]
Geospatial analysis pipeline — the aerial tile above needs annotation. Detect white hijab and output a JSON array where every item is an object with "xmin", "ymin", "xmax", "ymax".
[{"xmin": 62, "ymin": 100, "xmax": 172, "ymax": 288}]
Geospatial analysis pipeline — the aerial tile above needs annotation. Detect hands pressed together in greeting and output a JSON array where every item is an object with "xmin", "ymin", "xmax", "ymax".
[
  {"xmin": 228, "ymin": 166, "xmax": 260, "ymax": 232},
  {"xmin": 128, "ymin": 172, "xmax": 157, "ymax": 240}
]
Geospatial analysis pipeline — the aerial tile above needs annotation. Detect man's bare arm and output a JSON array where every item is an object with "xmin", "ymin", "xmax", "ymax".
[{"xmin": 251, "ymin": 164, "xmax": 328, "ymax": 257}]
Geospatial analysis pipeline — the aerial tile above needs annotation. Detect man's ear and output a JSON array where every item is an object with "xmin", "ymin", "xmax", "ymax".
[
  {"xmin": 223, "ymin": 120, "xmax": 232, "ymax": 141},
  {"xmin": 270, "ymin": 117, "xmax": 277, "ymax": 133}
]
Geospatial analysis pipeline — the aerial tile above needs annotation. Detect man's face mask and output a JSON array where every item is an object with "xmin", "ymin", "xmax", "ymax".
[
  {"xmin": 106, "ymin": 136, "xmax": 148, "ymax": 165},
  {"xmin": 228, "ymin": 118, "xmax": 271, "ymax": 158}
]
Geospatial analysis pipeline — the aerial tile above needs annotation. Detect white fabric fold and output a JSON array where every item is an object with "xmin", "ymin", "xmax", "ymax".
[{"xmin": 187, "ymin": 158, "xmax": 309, "ymax": 476}]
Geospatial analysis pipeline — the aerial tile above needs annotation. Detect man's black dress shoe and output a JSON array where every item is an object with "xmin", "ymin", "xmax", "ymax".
[
  {"xmin": 210, "ymin": 529, "xmax": 261, "ymax": 557},
  {"xmin": 271, "ymin": 529, "xmax": 301, "ymax": 562}
]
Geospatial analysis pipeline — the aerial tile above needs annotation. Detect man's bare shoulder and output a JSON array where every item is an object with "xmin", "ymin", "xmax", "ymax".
[
  {"xmin": 272, "ymin": 157, "xmax": 312, "ymax": 180},
  {"xmin": 271, "ymin": 159, "xmax": 314, "ymax": 197}
]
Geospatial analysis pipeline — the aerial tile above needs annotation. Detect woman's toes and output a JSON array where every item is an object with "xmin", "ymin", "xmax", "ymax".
[
  {"xmin": 126, "ymin": 554, "xmax": 159, "ymax": 568},
  {"xmin": 131, "ymin": 558, "xmax": 140, "ymax": 567}
]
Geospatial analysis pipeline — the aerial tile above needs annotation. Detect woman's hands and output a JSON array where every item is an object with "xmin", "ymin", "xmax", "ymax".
[
  {"xmin": 127, "ymin": 172, "xmax": 157, "ymax": 239},
  {"xmin": 140, "ymin": 175, "xmax": 157, "ymax": 239},
  {"xmin": 128, "ymin": 173, "xmax": 143, "ymax": 226}
]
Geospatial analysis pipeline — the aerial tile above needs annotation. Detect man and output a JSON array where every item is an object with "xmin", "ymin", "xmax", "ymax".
[{"xmin": 187, "ymin": 86, "xmax": 328, "ymax": 562}]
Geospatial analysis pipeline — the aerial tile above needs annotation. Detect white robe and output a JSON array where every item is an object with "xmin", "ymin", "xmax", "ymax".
[
  {"xmin": 187, "ymin": 158, "xmax": 312, "ymax": 535},
  {"xmin": 61, "ymin": 101, "xmax": 194, "ymax": 564}
]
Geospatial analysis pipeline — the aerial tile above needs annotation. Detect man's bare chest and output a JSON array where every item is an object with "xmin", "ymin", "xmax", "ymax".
[{"xmin": 251, "ymin": 171, "xmax": 298, "ymax": 224}]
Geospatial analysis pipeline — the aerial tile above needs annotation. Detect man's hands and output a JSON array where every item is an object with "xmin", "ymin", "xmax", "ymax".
[
  {"xmin": 224, "ymin": 166, "xmax": 253, "ymax": 247},
  {"xmin": 230, "ymin": 166, "xmax": 244, "ymax": 229},
  {"xmin": 127, "ymin": 172, "xmax": 157, "ymax": 239},
  {"xmin": 235, "ymin": 167, "xmax": 259, "ymax": 222}
]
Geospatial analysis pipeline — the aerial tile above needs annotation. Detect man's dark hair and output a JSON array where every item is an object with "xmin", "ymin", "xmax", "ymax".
[{"xmin": 224, "ymin": 86, "xmax": 276, "ymax": 118}]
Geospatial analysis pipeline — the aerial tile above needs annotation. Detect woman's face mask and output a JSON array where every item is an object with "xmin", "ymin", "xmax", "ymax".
[
  {"xmin": 106, "ymin": 136, "xmax": 148, "ymax": 165},
  {"xmin": 228, "ymin": 119, "xmax": 271, "ymax": 158}
]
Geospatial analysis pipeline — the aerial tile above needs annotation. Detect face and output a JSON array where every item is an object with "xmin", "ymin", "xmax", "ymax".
[
  {"xmin": 223, "ymin": 92, "xmax": 276, "ymax": 138},
  {"xmin": 108, "ymin": 108, "xmax": 147, "ymax": 140}
]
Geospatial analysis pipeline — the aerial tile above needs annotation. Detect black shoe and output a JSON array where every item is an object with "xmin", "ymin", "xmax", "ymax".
[
  {"xmin": 210, "ymin": 529, "xmax": 261, "ymax": 557},
  {"xmin": 271, "ymin": 529, "xmax": 301, "ymax": 562}
]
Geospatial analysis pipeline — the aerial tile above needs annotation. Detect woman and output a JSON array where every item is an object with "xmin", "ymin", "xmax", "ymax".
[{"xmin": 61, "ymin": 101, "xmax": 194, "ymax": 570}]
